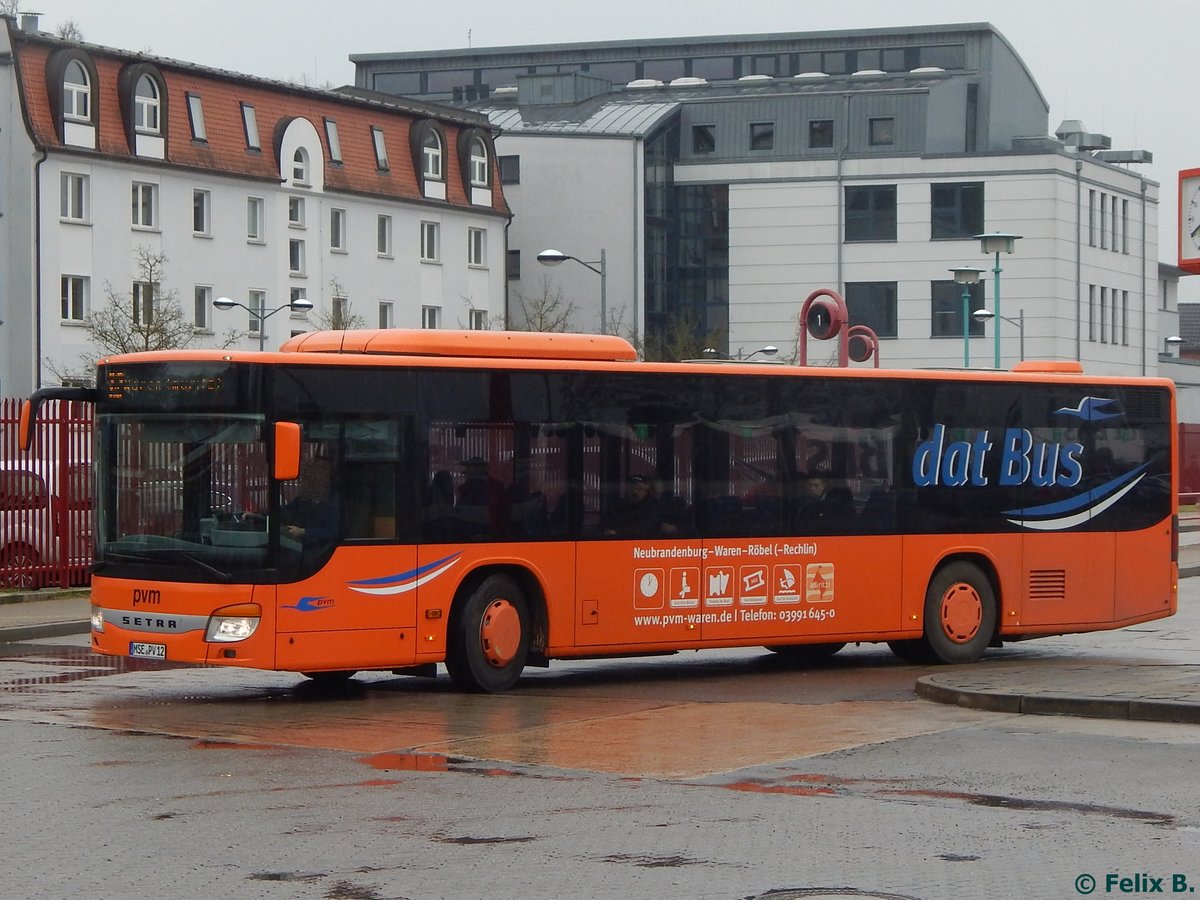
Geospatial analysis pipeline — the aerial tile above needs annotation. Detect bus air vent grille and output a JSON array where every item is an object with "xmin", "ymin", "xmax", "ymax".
[{"xmin": 1027, "ymin": 569, "xmax": 1067, "ymax": 600}]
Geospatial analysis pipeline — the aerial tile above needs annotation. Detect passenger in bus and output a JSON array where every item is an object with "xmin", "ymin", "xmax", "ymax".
[
  {"xmin": 602, "ymin": 474, "xmax": 677, "ymax": 538},
  {"xmin": 283, "ymin": 456, "xmax": 339, "ymax": 550},
  {"xmin": 456, "ymin": 457, "xmax": 508, "ymax": 537}
]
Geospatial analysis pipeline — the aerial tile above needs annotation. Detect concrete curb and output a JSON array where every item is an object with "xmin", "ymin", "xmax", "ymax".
[
  {"xmin": 915, "ymin": 675, "xmax": 1200, "ymax": 725},
  {"xmin": 0, "ymin": 620, "xmax": 91, "ymax": 643}
]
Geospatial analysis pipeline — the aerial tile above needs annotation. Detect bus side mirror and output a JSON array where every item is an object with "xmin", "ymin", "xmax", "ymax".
[{"xmin": 274, "ymin": 422, "xmax": 302, "ymax": 481}]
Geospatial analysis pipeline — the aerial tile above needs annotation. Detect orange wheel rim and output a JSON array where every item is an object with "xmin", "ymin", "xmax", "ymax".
[
  {"xmin": 480, "ymin": 599, "xmax": 521, "ymax": 667},
  {"xmin": 940, "ymin": 583, "xmax": 982, "ymax": 644}
]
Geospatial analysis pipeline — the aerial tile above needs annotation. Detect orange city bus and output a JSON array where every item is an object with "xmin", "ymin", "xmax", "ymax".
[{"xmin": 22, "ymin": 329, "xmax": 1178, "ymax": 691}]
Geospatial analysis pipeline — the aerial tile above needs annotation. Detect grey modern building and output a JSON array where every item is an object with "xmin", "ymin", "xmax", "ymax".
[{"xmin": 353, "ymin": 24, "xmax": 1172, "ymax": 373}]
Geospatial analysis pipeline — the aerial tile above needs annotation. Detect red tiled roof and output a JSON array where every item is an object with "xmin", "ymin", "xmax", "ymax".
[{"xmin": 10, "ymin": 27, "xmax": 509, "ymax": 217}]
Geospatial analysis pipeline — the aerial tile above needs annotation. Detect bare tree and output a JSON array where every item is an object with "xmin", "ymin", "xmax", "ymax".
[
  {"xmin": 0, "ymin": 2, "xmax": 21, "ymax": 18},
  {"xmin": 55, "ymin": 19, "xmax": 83, "ymax": 41},
  {"xmin": 512, "ymin": 276, "xmax": 577, "ymax": 333},
  {"xmin": 642, "ymin": 310, "xmax": 726, "ymax": 362},
  {"xmin": 314, "ymin": 277, "xmax": 366, "ymax": 330},
  {"xmin": 45, "ymin": 247, "xmax": 201, "ymax": 385},
  {"xmin": 459, "ymin": 295, "xmax": 505, "ymax": 330}
]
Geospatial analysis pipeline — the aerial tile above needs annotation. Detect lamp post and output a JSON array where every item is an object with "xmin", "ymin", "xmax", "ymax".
[
  {"xmin": 537, "ymin": 247, "xmax": 606, "ymax": 334},
  {"xmin": 949, "ymin": 266, "xmax": 985, "ymax": 367},
  {"xmin": 972, "ymin": 308, "xmax": 1025, "ymax": 362},
  {"xmin": 974, "ymin": 232, "xmax": 1022, "ymax": 368},
  {"xmin": 738, "ymin": 345, "xmax": 779, "ymax": 360},
  {"xmin": 214, "ymin": 295, "xmax": 314, "ymax": 351}
]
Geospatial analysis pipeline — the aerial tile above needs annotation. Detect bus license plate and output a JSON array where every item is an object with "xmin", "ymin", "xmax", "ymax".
[{"xmin": 129, "ymin": 642, "xmax": 166, "ymax": 660}]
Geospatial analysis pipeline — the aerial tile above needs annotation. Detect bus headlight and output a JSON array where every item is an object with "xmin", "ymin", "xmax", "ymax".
[
  {"xmin": 205, "ymin": 603, "xmax": 262, "ymax": 642},
  {"xmin": 91, "ymin": 605, "xmax": 104, "ymax": 633}
]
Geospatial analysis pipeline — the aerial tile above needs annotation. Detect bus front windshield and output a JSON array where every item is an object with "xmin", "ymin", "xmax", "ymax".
[{"xmin": 96, "ymin": 413, "xmax": 286, "ymax": 581}]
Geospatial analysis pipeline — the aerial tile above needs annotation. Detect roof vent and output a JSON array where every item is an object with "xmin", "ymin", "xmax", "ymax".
[
  {"xmin": 1054, "ymin": 119, "xmax": 1111, "ymax": 151},
  {"xmin": 19, "ymin": 12, "xmax": 40, "ymax": 32},
  {"xmin": 851, "ymin": 69, "xmax": 886, "ymax": 76},
  {"xmin": 794, "ymin": 71, "xmax": 830, "ymax": 79},
  {"xmin": 1093, "ymin": 149, "xmax": 1153, "ymax": 164},
  {"xmin": 669, "ymin": 76, "xmax": 708, "ymax": 87},
  {"xmin": 626, "ymin": 78, "xmax": 664, "ymax": 88},
  {"xmin": 909, "ymin": 66, "xmax": 945, "ymax": 73},
  {"xmin": 738, "ymin": 74, "xmax": 772, "ymax": 81}
]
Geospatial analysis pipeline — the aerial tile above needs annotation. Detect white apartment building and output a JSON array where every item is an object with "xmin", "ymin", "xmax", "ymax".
[{"xmin": 0, "ymin": 15, "xmax": 510, "ymax": 395}]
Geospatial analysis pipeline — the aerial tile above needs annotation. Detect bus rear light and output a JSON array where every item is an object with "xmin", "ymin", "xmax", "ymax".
[
  {"xmin": 91, "ymin": 605, "xmax": 105, "ymax": 633},
  {"xmin": 205, "ymin": 603, "xmax": 262, "ymax": 643}
]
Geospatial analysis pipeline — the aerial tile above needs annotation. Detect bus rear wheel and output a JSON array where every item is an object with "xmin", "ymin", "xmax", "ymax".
[
  {"xmin": 446, "ymin": 574, "xmax": 530, "ymax": 693},
  {"xmin": 921, "ymin": 561, "xmax": 997, "ymax": 664}
]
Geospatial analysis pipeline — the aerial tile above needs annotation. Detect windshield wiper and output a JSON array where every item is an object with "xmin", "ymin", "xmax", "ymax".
[{"xmin": 177, "ymin": 552, "xmax": 233, "ymax": 583}]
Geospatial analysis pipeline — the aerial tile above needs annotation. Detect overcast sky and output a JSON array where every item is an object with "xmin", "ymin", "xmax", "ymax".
[{"xmin": 24, "ymin": 0, "xmax": 1198, "ymax": 287}]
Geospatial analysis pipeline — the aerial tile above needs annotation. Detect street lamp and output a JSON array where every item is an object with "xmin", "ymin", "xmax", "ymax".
[
  {"xmin": 214, "ymin": 295, "xmax": 314, "ymax": 351},
  {"xmin": 949, "ymin": 266, "xmax": 985, "ymax": 367},
  {"xmin": 738, "ymin": 345, "xmax": 779, "ymax": 360},
  {"xmin": 972, "ymin": 308, "xmax": 1026, "ymax": 362},
  {"xmin": 537, "ymin": 247, "xmax": 607, "ymax": 334},
  {"xmin": 974, "ymin": 232, "xmax": 1022, "ymax": 368}
]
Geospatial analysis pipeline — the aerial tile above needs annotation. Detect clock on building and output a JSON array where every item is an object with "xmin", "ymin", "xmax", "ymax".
[{"xmin": 1180, "ymin": 168, "xmax": 1200, "ymax": 273}]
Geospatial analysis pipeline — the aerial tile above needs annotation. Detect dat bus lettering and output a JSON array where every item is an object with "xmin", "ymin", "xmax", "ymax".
[{"xmin": 913, "ymin": 424, "xmax": 1084, "ymax": 489}]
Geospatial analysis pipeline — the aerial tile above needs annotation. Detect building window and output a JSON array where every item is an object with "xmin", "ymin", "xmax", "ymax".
[
  {"xmin": 290, "ymin": 286, "xmax": 307, "ymax": 308},
  {"xmin": 468, "ymin": 228, "xmax": 487, "ymax": 267},
  {"xmin": 422, "ymin": 130, "xmax": 443, "ymax": 180},
  {"xmin": 241, "ymin": 103, "xmax": 261, "ymax": 150},
  {"xmin": 289, "ymin": 239, "xmax": 306, "ymax": 275},
  {"xmin": 844, "ymin": 282, "xmax": 898, "ymax": 338},
  {"xmin": 931, "ymin": 280, "xmax": 985, "ymax": 338},
  {"xmin": 1088, "ymin": 285, "xmax": 1097, "ymax": 341},
  {"xmin": 1120, "ymin": 290, "xmax": 1129, "ymax": 344},
  {"xmin": 1100, "ymin": 194, "xmax": 1108, "ymax": 250},
  {"xmin": 194, "ymin": 285, "xmax": 212, "ymax": 330},
  {"xmin": 844, "ymin": 185, "xmax": 896, "ymax": 242},
  {"xmin": 498, "ymin": 155, "xmax": 520, "ymax": 184},
  {"xmin": 750, "ymin": 122, "xmax": 774, "ymax": 151},
  {"xmin": 60, "ymin": 275, "xmax": 87, "ymax": 321},
  {"xmin": 185, "ymin": 93, "xmax": 206, "ymax": 141},
  {"xmin": 868, "ymin": 117, "xmax": 894, "ymax": 146},
  {"xmin": 131, "ymin": 182, "xmax": 157, "ymax": 229},
  {"xmin": 134, "ymin": 74, "xmax": 160, "ymax": 133},
  {"xmin": 378, "ymin": 300, "xmax": 394, "ymax": 329},
  {"xmin": 421, "ymin": 221, "xmax": 440, "ymax": 262},
  {"xmin": 133, "ymin": 281, "xmax": 157, "ymax": 325},
  {"xmin": 469, "ymin": 137, "xmax": 488, "ymax": 186},
  {"xmin": 248, "ymin": 290, "xmax": 266, "ymax": 334},
  {"xmin": 371, "ymin": 126, "xmax": 389, "ymax": 171},
  {"xmin": 192, "ymin": 189, "xmax": 211, "ymax": 236},
  {"xmin": 468, "ymin": 308, "xmax": 488, "ymax": 330},
  {"xmin": 1088, "ymin": 190, "xmax": 1097, "ymax": 247},
  {"xmin": 809, "ymin": 119, "xmax": 834, "ymax": 149},
  {"xmin": 692, "ymin": 124, "xmax": 716, "ymax": 154},
  {"xmin": 507, "ymin": 249, "xmax": 521, "ymax": 280},
  {"xmin": 324, "ymin": 118, "xmax": 342, "ymax": 163},
  {"xmin": 331, "ymin": 294, "xmax": 348, "ymax": 327},
  {"xmin": 930, "ymin": 182, "xmax": 984, "ymax": 240},
  {"xmin": 330, "ymin": 207, "xmax": 347, "ymax": 252},
  {"xmin": 377, "ymin": 215, "xmax": 393, "ymax": 257},
  {"xmin": 247, "ymin": 196, "xmax": 265, "ymax": 242},
  {"xmin": 60, "ymin": 172, "xmax": 88, "ymax": 222},
  {"xmin": 63, "ymin": 60, "xmax": 90, "ymax": 121},
  {"xmin": 288, "ymin": 196, "xmax": 305, "ymax": 227},
  {"xmin": 292, "ymin": 148, "xmax": 309, "ymax": 185},
  {"xmin": 1121, "ymin": 199, "xmax": 1129, "ymax": 254},
  {"xmin": 422, "ymin": 305, "xmax": 441, "ymax": 329}
]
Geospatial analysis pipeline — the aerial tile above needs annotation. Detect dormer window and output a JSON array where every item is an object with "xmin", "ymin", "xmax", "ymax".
[
  {"xmin": 457, "ymin": 128, "xmax": 494, "ymax": 206},
  {"xmin": 186, "ymin": 93, "xmax": 207, "ymax": 142},
  {"xmin": 410, "ymin": 120, "xmax": 447, "ymax": 200},
  {"xmin": 63, "ymin": 60, "xmax": 90, "ymax": 121},
  {"xmin": 423, "ymin": 131, "xmax": 443, "ymax": 180},
  {"xmin": 134, "ymin": 75, "xmax": 159, "ymax": 133},
  {"xmin": 292, "ymin": 147, "xmax": 309, "ymax": 185}
]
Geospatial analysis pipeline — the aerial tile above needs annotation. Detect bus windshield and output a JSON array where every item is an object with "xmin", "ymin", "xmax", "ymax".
[{"xmin": 96, "ymin": 413, "xmax": 283, "ymax": 581}]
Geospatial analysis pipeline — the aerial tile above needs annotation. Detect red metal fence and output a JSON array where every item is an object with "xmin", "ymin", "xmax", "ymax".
[{"xmin": 0, "ymin": 397, "xmax": 93, "ymax": 590}]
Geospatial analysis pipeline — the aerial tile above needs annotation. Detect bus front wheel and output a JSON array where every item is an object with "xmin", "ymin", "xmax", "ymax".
[
  {"xmin": 766, "ymin": 642, "xmax": 846, "ymax": 662},
  {"xmin": 446, "ymin": 574, "xmax": 530, "ymax": 693},
  {"xmin": 922, "ymin": 561, "xmax": 997, "ymax": 664}
]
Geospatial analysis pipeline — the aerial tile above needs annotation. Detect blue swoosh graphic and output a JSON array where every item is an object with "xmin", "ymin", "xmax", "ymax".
[
  {"xmin": 283, "ymin": 595, "xmax": 334, "ymax": 612},
  {"xmin": 1054, "ymin": 397, "xmax": 1121, "ymax": 421},
  {"xmin": 347, "ymin": 552, "xmax": 462, "ymax": 596},
  {"xmin": 1002, "ymin": 464, "xmax": 1149, "ymax": 530}
]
